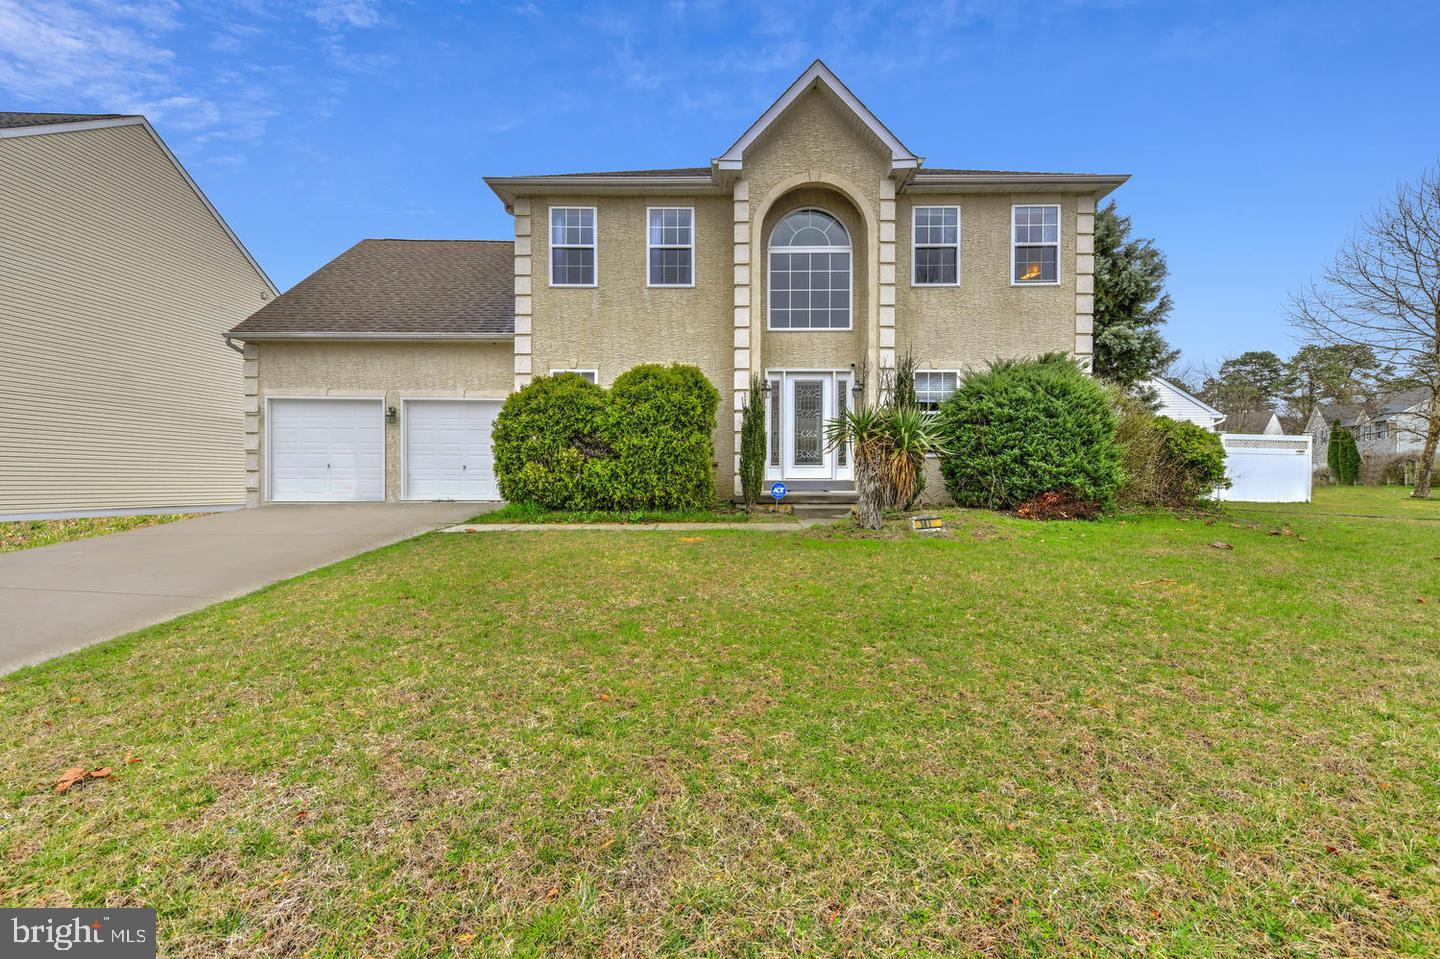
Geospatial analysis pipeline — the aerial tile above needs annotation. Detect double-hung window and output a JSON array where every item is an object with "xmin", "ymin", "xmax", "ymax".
[
  {"xmin": 1012, "ymin": 204, "xmax": 1060, "ymax": 285},
  {"xmin": 647, "ymin": 207, "xmax": 694, "ymax": 286},
  {"xmin": 550, "ymin": 206, "xmax": 596, "ymax": 286},
  {"xmin": 912, "ymin": 206, "xmax": 959, "ymax": 285},
  {"xmin": 914, "ymin": 371, "xmax": 958, "ymax": 416}
]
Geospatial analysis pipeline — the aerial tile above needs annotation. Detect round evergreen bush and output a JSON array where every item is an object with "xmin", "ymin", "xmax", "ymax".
[
  {"xmin": 492, "ymin": 372, "xmax": 608, "ymax": 509},
  {"xmin": 937, "ymin": 354, "xmax": 1123, "ymax": 510},
  {"xmin": 492, "ymin": 365, "xmax": 719, "ymax": 511},
  {"xmin": 588, "ymin": 364, "xmax": 719, "ymax": 510}
]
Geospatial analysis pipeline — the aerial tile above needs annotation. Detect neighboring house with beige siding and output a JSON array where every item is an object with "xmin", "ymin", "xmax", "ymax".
[
  {"xmin": 227, "ymin": 61, "xmax": 1127, "ymax": 506},
  {"xmin": 0, "ymin": 112, "xmax": 275, "ymax": 519}
]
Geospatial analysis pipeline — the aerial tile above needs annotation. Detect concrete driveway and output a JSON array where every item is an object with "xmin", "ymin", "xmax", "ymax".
[{"xmin": 0, "ymin": 502, "xmax": 489, "ymax": 675}]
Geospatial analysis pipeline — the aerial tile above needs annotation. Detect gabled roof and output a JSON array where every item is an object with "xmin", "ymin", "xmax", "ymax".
[
  {"xmin": 1377, "ymin": 387, "xmax": 1430, "ymax": 415},
  {"xmin": 1223, "ymin": 409, "xmax": 1282, "ymax": 434},
  {"xmin": 483, "ymin": 61, "xmax": 1130, "ymax": 205},
  {"xmin": 0, "ymin": 111, "xmax": 133, "ymax": 130},
  {"xmin": 714, "ymin": 59, "xmax": 920, "ymax": 173},
  {"xmin": 228, "ymin": 240, "xmax": 514, "ymax": 339}
]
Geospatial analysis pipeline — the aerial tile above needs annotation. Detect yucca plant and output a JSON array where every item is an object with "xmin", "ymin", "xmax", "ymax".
[
  {"xmin": 824, "ymin": 402, "xmax": 890, "ymax": 529},
  {"xmin": 882, "ymin": 405, "xmax": 945, "ymax": 509}
]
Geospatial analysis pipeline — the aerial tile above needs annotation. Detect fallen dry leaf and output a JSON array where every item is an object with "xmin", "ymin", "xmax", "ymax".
[
  {"xmin": 123, "ymin": 752, "xmax": 141, "ymax": 764},
  {"xmin": 54, "ymin": 767, "xmax": 88, "ymax": 793},
  {"xmin": 1210, "ymin": 542, "xmax": 1234, "ymax": 551}
]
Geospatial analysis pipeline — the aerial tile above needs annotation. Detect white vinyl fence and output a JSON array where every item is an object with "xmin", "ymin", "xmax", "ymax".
[{"xmin": 1217, "ymin": 433, "xmax": 1313, "ymax": 503}]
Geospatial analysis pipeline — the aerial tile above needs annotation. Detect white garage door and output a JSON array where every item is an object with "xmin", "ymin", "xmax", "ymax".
[
  {"xmin": 404, "ymin": 400, "xmax": 502, "ymax": 501},
  {"xmin": 268, "ymin": 398, "xmax": 385, "ymax": 502}
]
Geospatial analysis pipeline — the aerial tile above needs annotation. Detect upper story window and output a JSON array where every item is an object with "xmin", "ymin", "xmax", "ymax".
[
  {"xmin": 912, "ymin": 206, "xmax": 959, "ymax": 286},
  {"xmin": 1012, "ymin": 204, "xmax": 1060, "ymax": 285},
  {"xmin": 550, "ymin": 206, "xmax": 596, "ymax": 287},
  {"xmin": 768, "ymin": 209, "xmax": 851, "ymax": 330},
  {"xmin": 647, "ymin": 207, "xmax": 694, "ymax": 287},
  {"xmin": 914, "ymin": 371, "xmax": 958, "ymax": 415}
]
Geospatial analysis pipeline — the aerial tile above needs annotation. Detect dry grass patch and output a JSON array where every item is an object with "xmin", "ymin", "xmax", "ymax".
[{"xmin": 0, "ymin": 513, "xmax": 194, "ymax": 553}]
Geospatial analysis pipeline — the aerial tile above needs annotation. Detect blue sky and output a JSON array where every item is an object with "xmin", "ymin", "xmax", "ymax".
[{"xmin": 3, "ymin": 0, "xmax": 1437, "ymax": 370}]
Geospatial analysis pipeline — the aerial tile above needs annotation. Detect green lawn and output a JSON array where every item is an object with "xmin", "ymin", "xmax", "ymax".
[
  {"xmin": 0, "ymin": 513, "xmax": 193, "ymax": 554},
  {"xmin": 1229, "ymin": 484, "xmax": 1440, "ymax": 521},
  {"xmin": 470, "ymin": 502, "xmax": 798, "ymax": 524},
  {"xmin": 2, "ymin": 495, "xmax": 1438, "ymax": 956}
]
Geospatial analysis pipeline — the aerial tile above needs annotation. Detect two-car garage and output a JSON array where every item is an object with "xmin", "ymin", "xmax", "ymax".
[{"xmin": 266, "ymin": 397, "xmax": 501, "ymax": 503}]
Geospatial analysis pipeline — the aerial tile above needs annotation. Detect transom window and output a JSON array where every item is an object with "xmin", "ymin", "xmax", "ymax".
[
  {"xmin": 768, "ymin": 209, "xmax": 851, "ymax": 330},
  {"xmin": 1012, "ymin": 204, "xmax": 1059, "ymax": 285},
  {"xmin": 550, "ymin": 369, "xmax": 598, "ymax": 384},
  {"xmin": 647, "ymin": 207, "xmax": 694, "ymax": 286},
  {"xmin": 914, "ymin": 371, "xmax": 958, "ymax": 415},
  {"xmin": 913, "ymin": 206, "xmax": 959, "ymax": 285},
  {"xmin": 550, "ymin": 206, "xmax": 596, "ymax": 286}
]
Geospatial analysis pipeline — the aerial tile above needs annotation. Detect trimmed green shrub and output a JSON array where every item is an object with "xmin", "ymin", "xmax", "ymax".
[
  {"xmin": 492, "ymin": 365, "xmax": 719, "ymax": 512},
  {"xmin": 492, "ymin": 372, "xmax": 608, "ymax": 509},
  {"xmin": 1327, "ymin": 426, "xmax": 1360, "ymax": 485},
  {"xmin": 937, "ymin": 354, "xmax": 1123, "ymax": 510},
  {"xmin": 738, "ymin": 372, "xmax": 767, "ymax": 510},
  {"xmin": 588, "ymin": 364, "xmax": 719, "ymax": 511}
]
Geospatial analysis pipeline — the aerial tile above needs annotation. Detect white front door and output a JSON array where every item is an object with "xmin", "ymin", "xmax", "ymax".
[
  {"xmin": 404, "ymin": 399, "xmax": 502, "ymax": 501},
  {"xmin": 767, "ymin": 370, "xmax": 853, "ymax": 484},
  {"xmin": 268, "ymin": 398, "xmax": 385, "ymax": 502}
]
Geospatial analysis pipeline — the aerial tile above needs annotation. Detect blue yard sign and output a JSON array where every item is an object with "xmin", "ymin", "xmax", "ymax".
[{"xmin": 770, "ymin": 481, "xmax": 788, "ymax": 501}]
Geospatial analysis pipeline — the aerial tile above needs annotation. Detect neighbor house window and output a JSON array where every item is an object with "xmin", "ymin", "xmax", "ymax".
[
  {"xmin": 550, "ymin": 206, "xmax": 596, "ymax": 286},
  {"xmin": 647, "ymin": 207, "xmax": 694, "ymax": 286},
  {"xmin": 914, "ymin": 371, "xmax": 958, "ymax": 415},
  {"xmin": 1012, "ymin": 204, "xmax": 1060, "ymax": 284},
  {"xmin": 550, "ymin": 369, "xmax": 598, "ymax": 384},
  {"xmin": 768, "ymin": 209, "xmax": 851, "ymax": 329},
  {"xmin": 912, "ymin": 206, "xmax": 959, "ymax": 285}
]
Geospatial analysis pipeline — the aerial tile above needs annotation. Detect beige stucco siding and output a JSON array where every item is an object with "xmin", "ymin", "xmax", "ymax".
[
  {"xmin": 529, "ymin": 195, "xmax": 735, "ymax": 500},
  {"xmin": 896, "ymin": 193, "xmax": 1079, "ymax": 372},
  {"xmin": 0, "ymin": 122, "xmax": 271, "ymax": 517},
  {"xmin": 251, "ymin": 341, "xmax": 513, "ymax": 501}
]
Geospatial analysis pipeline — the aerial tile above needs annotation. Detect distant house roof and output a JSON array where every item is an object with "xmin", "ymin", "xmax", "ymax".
[
  {"xmin": 228, "ymin": 239, "xmax": 514, "ymax": 339},
  {"xmin": 1224, "ymin": 409, "xmax": 1282, "ymax": 434},
  {"xmin": 0, "ymin": 111, "xmax": 134, "ymax": 130},
  {"xmin": 1377, "ymin": 387, "xmax": 1430, "ymax": 415}
]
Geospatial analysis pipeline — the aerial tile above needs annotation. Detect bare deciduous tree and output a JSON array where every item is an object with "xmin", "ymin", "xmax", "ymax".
[{"xmin": 1292, "ymin": 165, "xmax": 1440, "ymax": 498}]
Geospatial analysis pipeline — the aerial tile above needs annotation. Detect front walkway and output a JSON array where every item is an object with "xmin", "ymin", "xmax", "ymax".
[{"xmin": 0, "ymin": 502, "xmax": 488, "ymax": 675}]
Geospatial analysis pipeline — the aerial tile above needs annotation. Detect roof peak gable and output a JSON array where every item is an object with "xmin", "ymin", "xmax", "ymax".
[{"xmin": 715, "ymin": 60, "xmax": 920, "ymax": 174}]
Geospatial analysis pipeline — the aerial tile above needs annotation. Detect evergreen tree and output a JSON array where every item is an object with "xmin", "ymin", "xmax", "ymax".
[
  {"xmin": 1327, "ymin": 426, "xmax": 1360, "ymax": 485},
  {"xmin": 1092, "ymin": 202, "xmax": 1177, "ymax": 389},
  {"xmin": 738, "ymin": 372, "xmax": 768, "ymax": 510}
]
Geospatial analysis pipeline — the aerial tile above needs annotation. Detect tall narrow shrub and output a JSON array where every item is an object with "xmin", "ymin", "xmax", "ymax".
[
  {"xmin": 1328, "ymin": 426, "xmax": 1360, "ymax": 485},
  {"xmin": 739, "ymin": 372, "xmax": 768, "ymax": 510}
]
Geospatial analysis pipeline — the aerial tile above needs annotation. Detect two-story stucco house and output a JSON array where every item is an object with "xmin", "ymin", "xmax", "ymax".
[
  {"xmin": 1, "ymin": 112, "xmax": 276, "ymax": 520},
  {"xmin": 227, "ymin": 62, "xmax": 1127, "ymax": 505}
]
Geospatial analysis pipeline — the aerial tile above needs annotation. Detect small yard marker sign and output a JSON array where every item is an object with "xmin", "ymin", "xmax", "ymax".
[
  {"xmin": 911, "ymin": 515, "xmax": 945, "ymax": 533},
  {"xmin": 770, "ymin": 482, "xmax": 788, "ymax": 501}
]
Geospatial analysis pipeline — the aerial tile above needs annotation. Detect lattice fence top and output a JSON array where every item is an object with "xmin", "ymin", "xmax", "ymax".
[{"xmin": 1221, "ymin": 433, "xmax": 1312, "ymax": 453}]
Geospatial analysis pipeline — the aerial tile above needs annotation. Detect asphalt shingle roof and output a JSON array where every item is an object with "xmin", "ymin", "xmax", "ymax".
[
  {"xmin": 0, "ymin": 111, "xmax": 133, "ymax": 130},
  {"xmin": 229, "ymin": 239, "xmax": 514, "ymax": 337}
]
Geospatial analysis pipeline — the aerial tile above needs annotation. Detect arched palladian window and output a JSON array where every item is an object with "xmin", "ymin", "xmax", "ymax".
[{"xmin": 768, "ymin": 209, "xmax": 851, "ymax": 330}]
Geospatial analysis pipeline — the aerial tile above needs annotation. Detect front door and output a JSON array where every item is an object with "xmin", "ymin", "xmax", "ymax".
[{"xmin": 768, "ymin": 370, "xmax": 853, "ymax": 484}]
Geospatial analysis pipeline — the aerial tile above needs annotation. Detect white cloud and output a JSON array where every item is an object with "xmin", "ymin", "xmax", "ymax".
[{"xmin": 309, "ymin": 0, "xmax": 382, "ymax": 29}]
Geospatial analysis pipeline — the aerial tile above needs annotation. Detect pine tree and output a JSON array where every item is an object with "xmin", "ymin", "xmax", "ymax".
[{"xmin": 1092, "ymin": 202, "xmax": 1178, "ymax": 390}]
